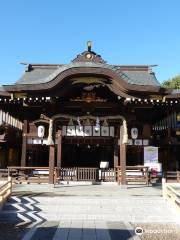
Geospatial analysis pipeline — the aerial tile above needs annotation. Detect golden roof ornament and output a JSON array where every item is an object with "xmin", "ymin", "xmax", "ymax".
[{"xmin": 87, "ymin": 41, "xmax": 92, "ymax": 51}]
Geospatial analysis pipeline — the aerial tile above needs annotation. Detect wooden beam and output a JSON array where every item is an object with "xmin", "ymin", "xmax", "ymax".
[
  {"xmin": 49, "ymin": 145, "xmax": 55, "ymax": 184},
  {"xmin": 21, "ymin": 120, "xmax": 28, "ymax": 166}
]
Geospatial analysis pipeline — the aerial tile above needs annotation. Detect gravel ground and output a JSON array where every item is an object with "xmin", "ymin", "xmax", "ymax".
[{"xmin": 131, "ymin": 222, "xmax": 180, "ymax": 240}]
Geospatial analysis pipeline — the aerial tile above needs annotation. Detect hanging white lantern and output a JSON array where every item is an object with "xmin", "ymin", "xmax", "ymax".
[
  {"xmin": 38, "ymin": 125, "xmax": 45, "ymax": 138},
  {"xmin": 131, "ymin": 127, "xmax": 138, "ymax": 139}
]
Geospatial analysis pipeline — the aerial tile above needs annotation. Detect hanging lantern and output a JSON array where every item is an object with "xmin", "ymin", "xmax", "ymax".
[
  {"xmin": 131, "ymin": 127, "xmax": 138, "ymax": 139},
  {"xmin": 38, "ymin": 125, "xmax": 45, "ymax": 138}
]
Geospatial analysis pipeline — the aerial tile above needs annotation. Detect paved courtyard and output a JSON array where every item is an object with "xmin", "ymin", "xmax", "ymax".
[{"xmin": 0, "ymin": 183, "xmax": 180, "ymax": 240}]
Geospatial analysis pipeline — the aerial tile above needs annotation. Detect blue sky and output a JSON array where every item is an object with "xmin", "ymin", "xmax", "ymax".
[{"xmin": 0, "ymin": 0, "xmax": 180, "ymax": 85}]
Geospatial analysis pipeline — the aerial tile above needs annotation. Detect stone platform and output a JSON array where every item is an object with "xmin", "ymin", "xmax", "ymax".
[{"xmin": 0, "ymin": 184, "xmax": 180, "ymax": 240}]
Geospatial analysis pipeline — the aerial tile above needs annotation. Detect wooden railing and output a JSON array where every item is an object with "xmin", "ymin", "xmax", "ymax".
[
  {"xmin": 56, "ymin": 167, "xmax": 100, "ymax": 182},
  {"xmin": 116, "ymin": 166, "xmax": 150, "ymax": 185},
  {"xmin": 7, "ymin": 166, "xmax": 152, "ymax": 184},
  {"xmin": 77, "ymin": 168, "xmax": 98, "ymax": 181},
  {"xmin": 56, "ymin": 166, "xmax": 150, "ymax": 184},
  {"xmin": 0, "ymin": 177, "xmax": 12, "ymax": 209},
  {"xmin": 165, "ymin": 171, "xmax": 180, "ymax": 183},
  {"xmin": 100, "ymin": 168, "xmax": 115, "ymax": 182},
  {"xmin": 162, "ymin": 178, "xmax": 180, "ymax": 213},
  {"xmin": 0, "ymin": 169, "xmax": 8, "ymax": 179},
  {"xmin": 8, "ymin": 166, "xmax": 50, "ymax": 184},
  {"xmin": 58, "ymin": 168, "xmax": 77, "ymax": 181}
]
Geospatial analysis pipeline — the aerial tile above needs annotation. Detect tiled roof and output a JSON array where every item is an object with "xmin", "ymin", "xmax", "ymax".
[
  {"xmin": 15, "ymin": 62, "xmax": 160, "ymax": 86},
  {"xmin": 122, "ymin": 70, "xmax": 160, "ymax": 86},
  {"xmin": 0, "ymin": 86, "xmax": 7, "ymax": 91},
  {"xmin": 171, "ymin": 89, "xmax": 180, "ymax": 94}
]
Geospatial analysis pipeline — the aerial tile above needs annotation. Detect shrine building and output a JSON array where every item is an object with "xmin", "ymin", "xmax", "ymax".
[{"xmin": 0, "ymin": 42, "xmax": 180, "ymax": 184}]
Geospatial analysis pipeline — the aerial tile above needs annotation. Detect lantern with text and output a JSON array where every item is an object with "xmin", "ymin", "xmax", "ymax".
[
  {"xmin": 131, "ymin": 128, "xmax": 138, "ymax": 140},
  {"xmin": 38, "ymin": 125, "xmax": 45, "ymax": 144}
]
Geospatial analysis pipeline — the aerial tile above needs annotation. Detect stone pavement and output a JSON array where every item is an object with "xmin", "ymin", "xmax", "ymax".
[{"xmin": 0, "ymin": 183, "xmax": 180, "ymax": 240}]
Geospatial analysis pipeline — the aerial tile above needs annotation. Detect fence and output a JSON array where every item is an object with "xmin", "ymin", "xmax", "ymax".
[
  {"xmin": 165, "ymin": 171, "xmax": 180, "ymax": 183},
  {"xmin": 0, "ymin": 177, "xmax": 12, "ymax": 209},
  {"xmin": 116, "ymin": 166, "xmax": 150, "ymax": 185},
  {"xmin": 7, "ymin": 166, "xmax": 152, "ymax": 184},
  {"xmin": 0, "ymin": 169, "xmax": 8, "ymax": 179},
  {"xmin": 55, "ymin": 168, "xmax": 115, "ymax": 182},
  {"xmin": 8, "ymin": 166, "xmax": 50, "ymax": 184},
  {"xmin": 162, "ymin": 178, "xmax": 180, "ymax": 213}
]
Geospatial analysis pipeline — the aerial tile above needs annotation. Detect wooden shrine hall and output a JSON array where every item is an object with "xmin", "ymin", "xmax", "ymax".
[{"xmin": 0, "ymin": 42, "xmax": 180, "ymax": 184}]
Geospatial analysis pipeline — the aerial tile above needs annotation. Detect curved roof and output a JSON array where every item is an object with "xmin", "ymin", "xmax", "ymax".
[
  {"xmin": 15, "ymin": 62, "xmax": 160, "ymax": 87},
  {"xmin": 1, "ymin": 47, "xmax": 171, "ymax": 98}
]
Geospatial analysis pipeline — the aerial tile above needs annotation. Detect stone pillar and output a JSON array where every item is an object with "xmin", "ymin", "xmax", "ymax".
[{"xmin": 21, "ymin": 120, "xmax": 28, "ymax": 166}]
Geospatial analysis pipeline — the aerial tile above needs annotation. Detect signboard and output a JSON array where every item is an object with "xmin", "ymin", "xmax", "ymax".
[
  {"xmin": 127, "ymin": 139, "xmax": 149, "ymax": 146},
  {"xmin": 93, "ymin": 126, "xmax": 100, "ymax": 136},
  {"xmin": 144, "ymin": 146, "xmax": 158, "ymax": 164},
  {"xmin": 134, "ymin": 139, "xmax": 143, "ymax": 145},
  {"xmin": 84, "ymin": 126, "xmax": 92, "ymax": 136},
  {"xmin": 144, "ymin": 146, "xmax": 161, "ymax": 176},
  {"xmin": 143, "ymin": 139, "xmax": 149, "ymax": 146},
  {"xmin": 101, "ymin": 126, "xmax": 109, "ymax": 136},
  {"xmin": 127, "ymin": 139, "xmax": 133, "ymax": 145},
  {"xmin": 76, "ymin": 126, "xmax": 84, "ymax": 136},
  {"xmin": 144, "ymin": 162, "xmax": 162, "ymax": 176},
  {"xmin": 67, "ymin": 126, "xmax": 76, "ymax": 136},
  {"xmin": 62, "ymin": 126, "xmax": 114, "ymax": 137},
  {"xmin": 100, "ymin": 161, "xmax": 109, "ymax": 168},
  {"xmin": 110, "ymin": 126, "xmax": 114, "ymax": 137}
]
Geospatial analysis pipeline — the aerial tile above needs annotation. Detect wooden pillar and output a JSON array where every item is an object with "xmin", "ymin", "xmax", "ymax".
[
  {"xmin": 114, "ymin": 138, "xmax": 118, "ymax": 168},
  {"xmin": 119, "ymin": 124, "xmax": 127, "ymax": 185},
  {"xmin": 49, "ymin": 145, "xmax": 55, "ymax": 184},
  {"xmin": 21, "ymin": 120, "xmax": 28, "ymax": 166},
  {"xmin": 57, "ymin": 130, "xmax": 62, "ymax": 169},
  {"xmin": 120, "ymin": 143, "xmax": 127, "ymax": 185},
  {"xmin": 167, "ymin": 107, "xmax": 171, "ymax": 172}
]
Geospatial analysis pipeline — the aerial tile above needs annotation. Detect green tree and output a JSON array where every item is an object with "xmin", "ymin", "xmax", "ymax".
[{"xmin": 162, "ymin": 74, "xmax": 180, "ymax": 89}]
